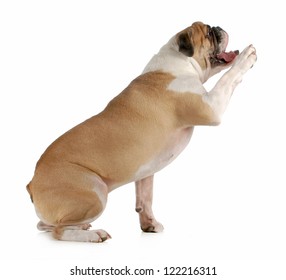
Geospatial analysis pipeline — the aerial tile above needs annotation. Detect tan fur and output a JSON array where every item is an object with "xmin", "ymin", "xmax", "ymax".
[{"xmin": 31, "ymin": 71, "xmax": 215, "ymax": 190}]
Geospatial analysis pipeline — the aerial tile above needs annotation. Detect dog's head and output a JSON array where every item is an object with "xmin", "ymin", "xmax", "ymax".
[{"xmin": 176, "ymin": 21, "xmax": 239, "ymax": 78}]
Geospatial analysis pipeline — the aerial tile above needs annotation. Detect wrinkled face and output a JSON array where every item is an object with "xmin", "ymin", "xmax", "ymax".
[{"xmin": 176, "ymin": 21, "xmax": 238, "ymax": 72}]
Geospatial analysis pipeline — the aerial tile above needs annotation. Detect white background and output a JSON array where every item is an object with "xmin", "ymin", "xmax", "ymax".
[{"xmin": 1, "ymin": 0, "xmax": 285, "ymax": 279}]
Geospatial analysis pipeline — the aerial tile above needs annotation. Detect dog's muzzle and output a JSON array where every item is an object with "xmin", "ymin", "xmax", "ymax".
[{"xmin": 210, "ymin": 26, "xmax": 239, "ymax": 66}]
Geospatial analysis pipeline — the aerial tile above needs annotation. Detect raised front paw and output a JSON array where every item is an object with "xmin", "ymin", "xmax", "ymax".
[{"xmin": 234, "ymin": 44, "xmax": 257, "ymax": 73}]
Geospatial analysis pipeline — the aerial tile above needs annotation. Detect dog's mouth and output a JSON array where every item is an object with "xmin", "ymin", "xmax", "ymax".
[
  {"xmin": 209, "ymin": 27, "xmax": 239, "ymax": 66},
  {"xmin": 216, "ymin": 50, "xmax": 239, "ymax": 63}
]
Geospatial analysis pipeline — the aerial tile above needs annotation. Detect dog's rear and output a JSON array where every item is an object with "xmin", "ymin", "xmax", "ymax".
[
  {"xmin": 26, "ymin": 183, "xmax": 33, "ymax": 203},
  {"xmin": 26, "ymin": 163, "xmax": 111, "ymax": 242}
]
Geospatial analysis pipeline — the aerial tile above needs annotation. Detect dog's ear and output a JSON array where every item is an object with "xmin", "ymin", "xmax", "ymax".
[{"xmin": 178, "ymin": 32, "xmax": 194, "ymax": 57}]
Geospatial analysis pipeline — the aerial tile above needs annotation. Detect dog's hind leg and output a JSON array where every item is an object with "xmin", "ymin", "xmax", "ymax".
[
  {"xmin": 37, "ymin": 221, "xmax": 92, "ymax": 232},
  {"xmin": 32, "ymin": 171, "xmax": 111, "ymax": 243},
  {"xmin": 53, "ymin": 226, "xmax": 111, "ymax": 243},
  {"xmin": 50, "ymin": 187, "xmax": 111, "ymax": 243},
  {"xmin": 37, "ymin": 220, "xmax": 110, "ymax": 242},
  {"xmin": 37, "ymin": 221, "xmax": 55, "ymax": 231}
]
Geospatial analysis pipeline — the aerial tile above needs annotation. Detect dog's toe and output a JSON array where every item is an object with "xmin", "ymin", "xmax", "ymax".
[
  {"xmin": 94, "ymin": 229, "xmax": 112, "ymax": 242},
  {"xmin": 141, "ymin": 221, "xmax": 164, "ymax": 233}
]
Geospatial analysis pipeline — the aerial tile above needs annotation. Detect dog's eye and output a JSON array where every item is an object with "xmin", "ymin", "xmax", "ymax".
[{"xmin": 206, "ymin": 26, "xmax": 212, "ymax": 39}]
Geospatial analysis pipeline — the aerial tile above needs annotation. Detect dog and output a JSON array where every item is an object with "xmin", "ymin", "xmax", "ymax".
[{"xmin": 26, "ymin": 21, "xmax": 257, "ymax": 242}]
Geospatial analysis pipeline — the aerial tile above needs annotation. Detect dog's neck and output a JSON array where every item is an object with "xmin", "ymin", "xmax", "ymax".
[
  {"xmin": 143, "ymin": 37, "xmax": 208, "ymax": 84},
  {"xmin": 188, "ymin": 57, "xmax": 208, "ymax": 83}
]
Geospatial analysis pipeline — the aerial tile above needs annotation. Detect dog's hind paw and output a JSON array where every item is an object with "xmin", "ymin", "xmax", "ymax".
[{"xmin": 53, "ymin": 227, "xmax": 111, "ymax": 243}]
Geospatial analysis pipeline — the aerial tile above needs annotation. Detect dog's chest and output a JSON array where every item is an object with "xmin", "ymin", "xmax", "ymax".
[{"xmin": 134, "ymin": 127, "xmax": 194, "ymax": 180}]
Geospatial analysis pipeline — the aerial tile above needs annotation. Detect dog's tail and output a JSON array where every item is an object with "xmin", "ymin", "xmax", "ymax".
[{"xmin": 26, "ymin": 183, "xmax": 33, "ymax": 203}]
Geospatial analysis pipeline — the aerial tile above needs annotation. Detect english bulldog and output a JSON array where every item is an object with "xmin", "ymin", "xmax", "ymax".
[{"xmin": 26, "ymin": 21, "xmax": 257, "ymax": 242}]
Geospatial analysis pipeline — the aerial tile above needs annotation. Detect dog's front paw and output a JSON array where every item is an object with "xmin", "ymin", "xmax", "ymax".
[
  {"xmin": 234, "ymin": 45, "xmax": 257, "ymax": 73},
  {"xmin": 141, "ymin": 220, "xmax": 164, "ymax": 233}
]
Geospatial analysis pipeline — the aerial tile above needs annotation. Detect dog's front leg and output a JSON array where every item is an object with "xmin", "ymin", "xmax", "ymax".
[
  {"xmin": 135, "ymin": 175, "xmax": 164, "ymax": 233},
  {"xmin": 175, "ymin": 46, "xmax": 256, "ymax": 127},
  {"xmin": 203, "ymin": 45, "xmax": 257, "ymax": 121}
]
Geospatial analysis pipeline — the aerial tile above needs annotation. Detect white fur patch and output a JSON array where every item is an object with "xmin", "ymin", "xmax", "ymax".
[
  {"xmin": 143, "ymin": 37, "xmax": 207, "ymax": 95},
  {"xmin": 61, "ymin": 229, "xmax": 110, "ymax": 242},
  {"xmin": 167, "ymin": 75, "xmax": 206, "ymax": 94}
]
